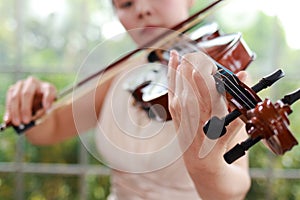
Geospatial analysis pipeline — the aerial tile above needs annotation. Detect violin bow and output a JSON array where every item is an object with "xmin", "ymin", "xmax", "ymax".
[
  {"xmin": 58, "ymin": 0, "xmax": 225, "ymax": 98},
  {"xmin": 0, "ymin": 0, "xmax": 225, "ymax": 133}
]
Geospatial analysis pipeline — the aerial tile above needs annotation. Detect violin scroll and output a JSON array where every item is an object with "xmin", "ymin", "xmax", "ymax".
[
  {"xmin": 245, "ymin": 98, "xmax": 297, "ymax": 155},
  {"xmin": 208, "ymin": 72, "xmax": 300, "ymax": 164},
  {"xmin": 224, "ymin": 89, "xmax": 300, "ymax": 164},
  {"xmin": 203, "ymin": 69, "xmax": 285, "ymax": 139}
]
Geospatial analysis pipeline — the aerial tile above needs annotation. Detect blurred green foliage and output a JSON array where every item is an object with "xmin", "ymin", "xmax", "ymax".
[{"xmin": 0, "ymin": 0, "xmax": 300, "ymax": 199}]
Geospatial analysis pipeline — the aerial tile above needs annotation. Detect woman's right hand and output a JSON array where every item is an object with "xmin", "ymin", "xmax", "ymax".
[{"xmin": 3, "ymin": 76, "xmax": 57, "ymax": 126}]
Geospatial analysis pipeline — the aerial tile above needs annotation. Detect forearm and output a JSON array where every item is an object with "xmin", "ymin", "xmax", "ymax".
[
  {"xmin": 25, "ymin": 103, "xmax": 79, "ymax": 145},
  {"xmin": 25, "ymin": 78, "xmax": 112, "ymax": 145},
  {"xmin": 186, "ymin": 154, "xmax": 250, "ymax": 200},
  {"xmin": 183, "ymin": 127, "xmax": 251, "ymax": 200}
]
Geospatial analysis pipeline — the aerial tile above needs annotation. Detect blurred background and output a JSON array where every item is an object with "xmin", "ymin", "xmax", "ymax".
[{"xmin": 1, "ymin": 0, "xmax": 300, "ymax": 199}]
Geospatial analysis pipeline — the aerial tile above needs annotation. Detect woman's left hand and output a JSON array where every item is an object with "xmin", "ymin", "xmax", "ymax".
[{"xmin": 167, "ymin": 50, "xmax": 248, "ymax": 170}]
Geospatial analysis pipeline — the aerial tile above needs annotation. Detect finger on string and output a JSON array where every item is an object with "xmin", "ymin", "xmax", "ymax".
[
  {"xmin": 180, "ymin": 56, "xmax": 202, "ymax": 100},
  {"xmin": 180, "ymin": 58, "xmax": 198, "ymax": 113},
  {"xmin": 177, "ymin": 56, "xmax": 205, "ymax": 150},
  {"xmin": 182, "ymin": 52, "xmax": 217, "ymax": 76},
  {"xmin": 191, "ymin": 67, "xmax": 213, "ymax": 116},
  {"xmin": 172, "ymin": 68, "xmax": 185, "ymax": 129},
  {"xmin": 174, "ymin": 62, "xmax": 185, "ymax": 105},
  {"xmin": 180, "ymin": 56, "xmax": 194, "ymax": 85},
  {"xmin": 185, "ymin": 53, "xmax": 217, "ymax": 99},
  {"xmin": 188, "ymin": 69, "xmax": 220, "ymax": 159},
  {"xmin": 169, "ymin": 52, "xmax": 184, "ymax": 117},
  {"xmin": 179, "ymin": 68, "xmax": 201, "ymax": 148},
  {"xmin": 167, "ymin": 50, "xmax": 182, "ymax": 127},
  {"xmin": 167, "ymin": 50, "xmax": 180, "ymax": 101}
]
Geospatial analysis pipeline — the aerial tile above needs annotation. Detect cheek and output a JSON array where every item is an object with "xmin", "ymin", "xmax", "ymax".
[
  {"xmin": 117, "ymin": 12, "xmax": 136, "ymax": 30},
  {"xmin": 157, "ymin": 4, "xmax": 189, "ymax": 27},
  {"xmin": 160, "ymin": 13, "xmax": 188, "ymax": 28}
]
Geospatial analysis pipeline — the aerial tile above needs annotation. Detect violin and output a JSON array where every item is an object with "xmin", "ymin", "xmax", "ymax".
[
  {"xmin": 134, "ymin": 26, "xmax": 255, "ymax": 121},
  {"xmin": 1, "ymin": 0, "xmax": 300, "ymax": 164},
  {"xmin": 128, "ymin": 17, "xmax": 300, "ymax": 163}
]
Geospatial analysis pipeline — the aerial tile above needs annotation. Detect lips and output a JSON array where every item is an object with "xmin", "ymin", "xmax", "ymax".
[{"xmin": 140, "ymin": 25, "xmax": 162, "ymax": 35}]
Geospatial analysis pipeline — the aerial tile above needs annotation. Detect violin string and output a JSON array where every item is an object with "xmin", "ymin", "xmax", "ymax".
[
  {"xmin": 214, "ymin": 69, "xmax": 257, "ymax": 109},
  {"xmin": 215, "ymin": 70, "xmax": 255, "ymax": 108},
  {"xmin": 210, "ymin": 72, "xmax": 254, "ymax": 111}
]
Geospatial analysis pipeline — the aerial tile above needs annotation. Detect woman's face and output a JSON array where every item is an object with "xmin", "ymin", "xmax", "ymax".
[{"xmin": 113, "ymin": 0, "xmax": 194, "ymax": 46}]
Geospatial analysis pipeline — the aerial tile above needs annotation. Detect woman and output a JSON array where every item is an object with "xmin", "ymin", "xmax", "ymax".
[{"xmin": 4, "ymin": 0, "xmax": 251, "ymax": 199}]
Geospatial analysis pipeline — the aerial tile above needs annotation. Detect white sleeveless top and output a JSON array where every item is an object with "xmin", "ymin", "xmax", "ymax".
[{"xmin": 95, "ymin": 62, "xmax": 201, "ymax": 200}]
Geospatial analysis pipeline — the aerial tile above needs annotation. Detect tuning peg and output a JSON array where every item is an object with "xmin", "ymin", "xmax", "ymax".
[
  {"xmin": 203, "ymin": 109, "xmax": 241, "ymax": 139},
  {"xmin": 204, "ymin": 69, "xmax": 287, "ymax": 139},
  {"xmin": 223, "ymin": 137, "xmax": 261, "ymax": 164},
  {"xmin": 281, "ymin": 89, "xmax": 300, "ymax": 106},
  {"xmin": 251, "ymin": 69, "xmax": 284, "ymax": 92}
]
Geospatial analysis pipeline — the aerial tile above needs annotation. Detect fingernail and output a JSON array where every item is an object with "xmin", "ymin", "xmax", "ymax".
[
  {"xmin": 23, "ymin": 116, "xmax": 30, "ymax": 124},
  {"xmin": 169, "ymin": 49, "xmax": 176, "ymax": 56},
  {"xmin": 13, "ymin": 117, "xmax": 20, "ymax": 125},
  {"xmin": 3, "ymin": 113, "xmax": 9, "ymax": 122},
  {"xmin": 169, "ymin": 50, "xmax": 174, "ymax": 60},
  {"xmin": 171, "ymin": 49, "xmax": 178, "ymax": 53}
]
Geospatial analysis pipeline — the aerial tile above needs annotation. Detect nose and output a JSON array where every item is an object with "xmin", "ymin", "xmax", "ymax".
[{"xmin": 135, "ymin": 0, "xmax": 152, "ymax": 19}]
